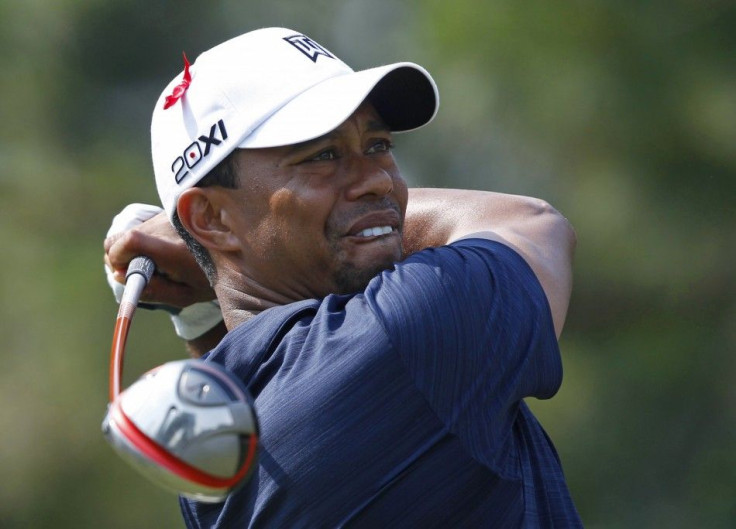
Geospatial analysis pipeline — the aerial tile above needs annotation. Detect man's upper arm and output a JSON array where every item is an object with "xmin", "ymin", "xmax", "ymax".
[
  {"xmin": 404, "ymin": 189, "xmax": 576, "ymax": 339},
  {"xmin": 452, "ymin": 199, "xmax": 576, "ymax": 339},
  {"xmin": 365, "ymin": 240, "xmax": 563, "ymax": 469}
]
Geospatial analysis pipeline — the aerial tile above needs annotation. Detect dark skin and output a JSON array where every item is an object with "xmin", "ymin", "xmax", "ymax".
[{"xmin": 106, "ymin": 103, "xmax": 576, "ymax": 356}]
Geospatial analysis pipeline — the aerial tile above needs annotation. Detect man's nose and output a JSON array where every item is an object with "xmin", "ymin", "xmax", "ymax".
[{"xmin": 343, "ymin": 154, "xmax": 394, "ymax": 201}]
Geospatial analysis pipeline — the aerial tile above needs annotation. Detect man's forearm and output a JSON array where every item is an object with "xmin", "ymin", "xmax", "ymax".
[{"xmin": 403, "ymin": 188, "xmax": 576, "ymax": 338}]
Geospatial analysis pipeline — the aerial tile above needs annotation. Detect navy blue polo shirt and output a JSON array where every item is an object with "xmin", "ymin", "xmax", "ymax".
[{"xmin": 181, "ymin": 239, "xmax": 581, "ymax": 528}]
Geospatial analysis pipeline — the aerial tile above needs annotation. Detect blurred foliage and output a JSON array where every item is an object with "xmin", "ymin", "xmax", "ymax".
[{"xmin": 1, "ymin": 1, "xmax": 733, "ymax": 527}]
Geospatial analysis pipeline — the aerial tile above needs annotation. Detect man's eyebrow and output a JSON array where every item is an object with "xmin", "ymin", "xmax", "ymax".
[
  {"xmin": 282, "ymin": 119, "xmax": 391, "ymax": 157},
  {"xmin": 365, "ymin": 119, "xmax": 390, "ymax": 133}
]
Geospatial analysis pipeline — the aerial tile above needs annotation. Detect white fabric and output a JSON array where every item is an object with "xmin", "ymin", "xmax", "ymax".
[
  {"xmin": 105, "ymin": 203, "xmax": 164, "ymax": 302},
  {"xmin": 170, "ymin": 299, "xmax": 223, "ymax": 341}
]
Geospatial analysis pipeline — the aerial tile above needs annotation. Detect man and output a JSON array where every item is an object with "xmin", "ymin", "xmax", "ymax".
[{"xmin": 105, "ymin": 27, "xmax": 580, "ymax": 528}]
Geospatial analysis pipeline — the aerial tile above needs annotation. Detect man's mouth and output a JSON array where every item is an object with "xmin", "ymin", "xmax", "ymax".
[
  {"xmin": 355, "ymin": 226, "xmax": 394, "ymax": 238},
  {"xmin": 346, "ymin": 208, "xmax": 401, "ymax": 240}
]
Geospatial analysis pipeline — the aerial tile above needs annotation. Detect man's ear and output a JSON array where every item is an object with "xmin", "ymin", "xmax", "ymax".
[{"xmin": 177, "ymin": 188, "xmax": 240, "ymax": 252}]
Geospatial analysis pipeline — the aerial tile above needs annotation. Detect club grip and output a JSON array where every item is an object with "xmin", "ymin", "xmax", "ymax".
[{"xmin": 126, "ymin": 256, "xmax": 155, "ymax": 285}]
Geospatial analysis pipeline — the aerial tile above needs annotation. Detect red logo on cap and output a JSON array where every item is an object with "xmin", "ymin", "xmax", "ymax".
[{"xmin": 163, "ymin": 53, "xmax": 192, "ymax": 110}]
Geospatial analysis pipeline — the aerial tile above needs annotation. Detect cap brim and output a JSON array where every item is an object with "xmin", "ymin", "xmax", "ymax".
[{"xmin": 238, "ymin": 62, "xmax": 439, "ymax": 149}]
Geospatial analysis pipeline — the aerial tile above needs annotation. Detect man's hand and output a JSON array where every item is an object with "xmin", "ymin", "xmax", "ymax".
[{"xmin": 104, "ymin": 205, "xmax": 215, "ymax": 308}]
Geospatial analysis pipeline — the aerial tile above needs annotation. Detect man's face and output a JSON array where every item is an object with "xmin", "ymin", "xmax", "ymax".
[{"xmin": 220, "ymin": 103, "xmax": 408, "ymax": 299}]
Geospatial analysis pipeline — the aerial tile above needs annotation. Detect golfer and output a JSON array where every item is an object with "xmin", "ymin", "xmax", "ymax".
[{"xmin": 105, "ymin": 26, "xmax": 581, "ymax": 528}]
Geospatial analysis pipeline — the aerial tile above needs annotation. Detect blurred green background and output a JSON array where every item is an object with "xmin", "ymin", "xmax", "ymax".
[{"xmin": 1, "ymin": 1, "xmax": 734, "ymax": 527}]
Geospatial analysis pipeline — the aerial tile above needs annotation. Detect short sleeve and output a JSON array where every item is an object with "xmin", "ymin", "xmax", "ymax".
[{"xmin": 364, "ymin": 239, "xmax": 562, "ymax": 470}]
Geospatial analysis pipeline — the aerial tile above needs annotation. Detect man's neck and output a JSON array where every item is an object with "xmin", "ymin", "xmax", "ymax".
[{"xmin": 214, "ymin": 272, "xmax": 293, "ymax": 330}]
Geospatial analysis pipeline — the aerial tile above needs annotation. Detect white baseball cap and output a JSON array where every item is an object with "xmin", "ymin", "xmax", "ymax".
[{"xmin": 151, "ymin": 27, "xmax": 440, "ymax": 219}]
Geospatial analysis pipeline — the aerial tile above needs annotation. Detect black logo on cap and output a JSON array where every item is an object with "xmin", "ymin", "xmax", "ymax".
[
  {"xmin": 284, "ymin": 34, "xmax": 335, "ymax": 63},
  {"xmin": 171, "ymin": 119, "xmax": 229, "ymax": 183}
]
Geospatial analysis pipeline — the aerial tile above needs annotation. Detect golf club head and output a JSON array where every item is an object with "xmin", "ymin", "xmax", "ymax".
[{"xmin": 103, "ymin": 359, "xmax": 258, "ymax": 502}]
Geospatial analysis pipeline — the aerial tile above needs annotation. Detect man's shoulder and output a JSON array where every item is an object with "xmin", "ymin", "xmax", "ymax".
[
  {"xmin": 206, "ymin": 299, "xmax": 320, "ymax": 365},
  {"xmin": 229, "ymin": 299, "xmax": 320, "ymax": 339},
  {"xmin": 403, "ymin": 237, "xmax": 531, "ymax": 275},
  {"xmin": 377, "ymin": 237, "xmax": 537, "ymax": 305}
]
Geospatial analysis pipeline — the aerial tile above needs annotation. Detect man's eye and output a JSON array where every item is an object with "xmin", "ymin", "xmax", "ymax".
[
  {"xmin": 310, "ymin": 149, "xmax": 338, "ymax": 162},
  {"xmin": 367, "ymin": 139, "xmax": 394, "ymax": 154}
]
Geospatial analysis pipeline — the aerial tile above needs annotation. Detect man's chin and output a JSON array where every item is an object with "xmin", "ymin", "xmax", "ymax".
[
  {"xmin": 334, "ymin": 258, "xmax": 396, "ymax": 295},
  {"xmin": 330, "ymin": 235, "xmax": 403, "ymax": 293}
]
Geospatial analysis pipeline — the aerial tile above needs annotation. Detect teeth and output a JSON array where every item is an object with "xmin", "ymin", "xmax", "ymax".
[{"xmin": 357, "ymin": 226, "xmax": 392, "ymax": 237}]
